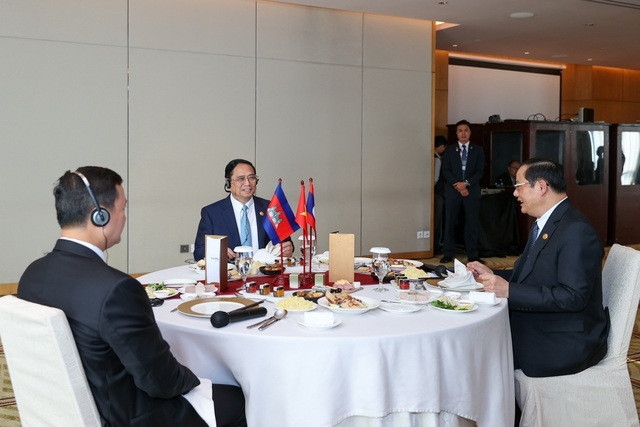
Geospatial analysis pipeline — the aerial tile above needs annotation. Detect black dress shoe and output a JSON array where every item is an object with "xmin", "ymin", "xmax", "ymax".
[
  {"xmin": 439, "ymin": 256, "xmax": 453, "ymax": 263},
  {"xmin": 468, "ymin": 258, "xmax": 485, "ymax": 264}
]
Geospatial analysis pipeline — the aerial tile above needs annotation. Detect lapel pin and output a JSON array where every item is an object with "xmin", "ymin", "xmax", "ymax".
[
  {"xmin": 259, "ymin": 211, "xmax": 264, "ymax": 216},
  {"xmin": 542, "ymin": 233, "xmax": 548, "ymax": 240}
]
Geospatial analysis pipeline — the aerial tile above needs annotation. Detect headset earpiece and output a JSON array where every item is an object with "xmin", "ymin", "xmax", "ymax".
[
  {"xmin": 224, "ymin": 178, "xmax": 231, "ymax": 192},
  {"xmin": 72, "ymin": 171, "xmax": 110, "ymax": 227}
]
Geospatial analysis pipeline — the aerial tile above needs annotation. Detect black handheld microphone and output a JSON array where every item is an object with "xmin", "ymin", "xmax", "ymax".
[{"xmin": 210, "ymin": 306, "xmax": 268, "ymax": 328}]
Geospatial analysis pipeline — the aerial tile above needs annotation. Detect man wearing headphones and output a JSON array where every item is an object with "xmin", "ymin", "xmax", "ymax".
[
  {"xmin": 18, "ymin": 166, "xmax": 247, "ymax": 426},
  {"xmin": 193, "ymin": 159, "xmax": 294, "ymax": 261}
]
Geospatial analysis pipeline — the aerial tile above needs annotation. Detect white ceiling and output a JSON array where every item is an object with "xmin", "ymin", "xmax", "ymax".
[{"xmin": 272, "ymin": 0, "xmax": 640, "ymax": 71}]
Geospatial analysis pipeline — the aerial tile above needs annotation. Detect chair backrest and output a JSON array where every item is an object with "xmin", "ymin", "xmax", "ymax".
[
  {"xmin": 601, "ymin": 244, "xmax": 640, "ymax": 364},
  {"xmin": 0, "ymin": 295, "xmax": 101, "ymax": 427}
]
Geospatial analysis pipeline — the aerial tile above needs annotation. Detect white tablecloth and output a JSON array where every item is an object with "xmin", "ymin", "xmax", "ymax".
[{"xmin": 140, "ymin": 266, "xmax": 514, "ymax": 427}]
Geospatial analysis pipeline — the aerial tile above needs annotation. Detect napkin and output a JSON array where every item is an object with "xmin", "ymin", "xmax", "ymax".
[
  {"xmin": 253, "ymin": 242, "xmax": 281, "ymax": 264},
  {"xmin": 304, "ymin": 311, "xmax": 334, "ymax": 326},
  {"xmin": 440, "ymin": 259, "xmax": 478, "ymax": 289},
  {"xmin": 468, "ymin": 291, "xmax": 497, "ymax": 304}
]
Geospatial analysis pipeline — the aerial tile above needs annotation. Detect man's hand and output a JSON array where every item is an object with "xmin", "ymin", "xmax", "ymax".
[
  {"xmin": 478, "ymin": 273, "xmax": 510, "ymax": 298},
  {"xmin": 467, "ymin": 261, "xmax": 492, "ymax": 278},
  {"xmin": 227, "ymin": 248, "xmax": 236, "ymax": 260},
  {"xmin": 453, "ymin": 181, "xmax": 467, "ymax": 192},
  {"xmin": 281, "ymin": 241, "xmax": 293, "ymax": 258},
  {"xmin": 460, "ymin": 188, "xmax": 469, "ymax": 197}
]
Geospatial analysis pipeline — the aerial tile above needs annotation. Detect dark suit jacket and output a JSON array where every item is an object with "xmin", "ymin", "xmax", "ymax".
[
  {"xmin": 441, "ymin": 142, "xmax": 485, "ymax": 199},
  {"xmin": 18, "ymin": 240, "xmax": 206, "ymax": 427},
  {"xmin": 496, "ymin": 171, "xmax": 515, "ymax": 187},
  {"xmin": 194, "ymin": 195, "xmax": 273, "ymax": 261},
  {"xmin": 505, "ymin": 199, "xmax": 610, "ymax": 377}
]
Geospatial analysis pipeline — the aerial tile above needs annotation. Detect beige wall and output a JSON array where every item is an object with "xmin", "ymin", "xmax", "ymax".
[{"xmin": 0, "ymin": 0, "xmax": 434, "ymax": 284}]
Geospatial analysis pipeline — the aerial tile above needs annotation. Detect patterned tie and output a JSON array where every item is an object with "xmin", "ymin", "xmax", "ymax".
[
  {"xmin": 524, "ymin": 221, "xmax": 539, "ymax": 257},
  {"xmin": 241, "ymin": 205, "xmax": 252, "ymax": 247},
  {"xmin": 461, "ymin": 144, "xmax": 467, "ymax": 180}
]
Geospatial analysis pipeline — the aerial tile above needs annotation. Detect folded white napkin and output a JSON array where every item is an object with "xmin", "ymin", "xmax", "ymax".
[
  {"xmin": 304, "ymin": 311, "xmax": 334, "ymax": 326},
  {"xmin": 468, "ymin": 291, "xmax": 497, "ymax": 304},
  {"xmin": 441, "ymin": 259, "xmax": 478, "ymax": 289},
  {"xmin": 253, "ymin": 242, "xmax": 281, "ymax": 264}
]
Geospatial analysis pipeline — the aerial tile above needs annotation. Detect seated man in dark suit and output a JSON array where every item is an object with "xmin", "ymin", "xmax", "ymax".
[
  {"xmin": 468, "ymin": 158, "xmax": 609, "ymax": 378},
  {"xmin": 496, "ymin": 159, "xmax": 520, "ymax": 187},
  {"xmin": 18, "ymin": 166, "xmax": 246, "ymax": 427},
  {"xmin": 193, "ymin": 159, "xmax": 293, "ymax": 261}
]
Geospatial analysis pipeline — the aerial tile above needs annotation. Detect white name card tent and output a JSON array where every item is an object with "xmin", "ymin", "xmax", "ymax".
[{"xmin": 205, "ymin": 235, "xmax": 228, "ymax": 292}]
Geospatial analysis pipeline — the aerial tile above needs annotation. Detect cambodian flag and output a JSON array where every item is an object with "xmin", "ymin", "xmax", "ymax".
[
  {"xmin": 263, "ymin": 180, "xmax": 300, "ymax": 244},
  {"xmin": 306, "ymin": 178, "xmax": 316, "ymax": 232}
]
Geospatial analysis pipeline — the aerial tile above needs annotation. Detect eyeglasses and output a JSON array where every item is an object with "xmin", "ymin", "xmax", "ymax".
[
  {"xmin": 513, "ymin": 182, "xmax": 528, "ymax": 189},
  {"xmin": 231, "ymin": 175, "xmax": 259, "ymax": 184}
]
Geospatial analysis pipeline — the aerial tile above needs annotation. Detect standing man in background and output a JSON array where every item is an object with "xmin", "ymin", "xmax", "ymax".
[
  {"xmin": 433, "ymin": 135, "xmax": 447, "ymax": 255},
  {"xmin": 440, "ymin": 120, "xmax": 485, "ymax": 264}
]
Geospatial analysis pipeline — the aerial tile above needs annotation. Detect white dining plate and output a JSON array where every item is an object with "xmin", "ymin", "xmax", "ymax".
[
  {"xmin": 238, "ymin": 290, "xmax": 286, "ymax": 303},
  {"xmin": 379, "ymin": 303, "xmax": 422, "ymax": 314},
  {"xmin": 177, "ymin": 298, "xmax": 247, "ymax": 318},
  {"xmin": 472, "ymin": 298, "xmax": 502, "ymax": 306},
  {"xmin": 430, "ymin": 302, "xmax": 478, "ymax": 313},
  {"xmin": 394, "ymin": 290, "xmax": 439, "ymax": 305},
  {"xmin": 317, "ymin": 296, "xmax": 380, "ymax": 314},
  {"xmin": 156, "ymin": 278, "xmax": 198, "ymax": 288},
  {"xmin": 152, "ymin": 289, "xmax": 178, "ymax": 299},
  {"xmin": 297, "ymin": 317, "xmax": 342, "ymax": 329},
  {"xmin": 187, "ymin": 264, "xmax": 205, "ymax": 275},
  {"xmin": 435, "ymin": 281, "xmax": 484, "ymax": 292}
]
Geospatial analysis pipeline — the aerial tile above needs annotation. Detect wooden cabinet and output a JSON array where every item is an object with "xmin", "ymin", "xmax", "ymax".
[
  {"xmin": 608, "ymin": 125, "xmax": 640, "ymax": 245},
  {"xmin": 448, "ymin": 121, "xmax": 611, "ymax": 247}
]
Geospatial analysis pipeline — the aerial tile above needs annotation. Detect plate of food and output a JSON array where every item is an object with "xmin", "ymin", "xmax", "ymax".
[
  {"xmin": 275, "ymin": 296, "xmax": 317, "ymax": 312},
  {"xmin": 394, "ymin": 290, "xmax": 440, "ymax": 305},
  {"xmin": 430, "ymin": 296, "xmax": 478, "ymax": 313},
  {"xmin": 177, "ymin": 297, "xmax": 250, "ymax": 318},
  {"xmin": 318, "ymin": 293, "xmax": 379, "ymax": 314},
  {"xmin": 293, "ymin": 289, "xmax": 326, "ymax": 303},
  {"xmin": 145, "ymin": 283, "xmax": 179, "ymax": 299},
  {"xmin": 152, "ymin": 278, "xmax": 198, "ymax": 288}
]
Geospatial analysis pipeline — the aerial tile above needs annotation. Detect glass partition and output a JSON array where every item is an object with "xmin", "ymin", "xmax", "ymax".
[
  {"xmin": 620, "ymin": 131, "xmax": 640, "ymax": 185},
  {"xmin": 575, "ymin": 130, "xmax": 605, "ymax": 185},
  {"xmin": 490, "ymin": 131, "xmax": 522, "ymax": 186},
  {"xmin": 534, "ymin": 130, "xmax": 564, "ymax": 166}
]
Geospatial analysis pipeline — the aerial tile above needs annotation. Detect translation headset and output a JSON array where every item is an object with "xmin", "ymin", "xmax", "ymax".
[
  {"xmin": 72, "ymin": 171, "xmax": 110, "ymax": 227},
  {"xmin": 224, "ymin": 178, "xmax": 231, "ymax": 192}
]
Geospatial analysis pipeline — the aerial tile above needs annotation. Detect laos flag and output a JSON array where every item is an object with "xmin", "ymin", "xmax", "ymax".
[{"xmin": 263, "ymin": 180, "xmax": 300, "ymax": 244}]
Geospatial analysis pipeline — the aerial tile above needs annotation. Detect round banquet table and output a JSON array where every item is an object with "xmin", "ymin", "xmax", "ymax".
[{"xmin": 139, "ymin": 266, "xmax": 514, "ymax": 427}]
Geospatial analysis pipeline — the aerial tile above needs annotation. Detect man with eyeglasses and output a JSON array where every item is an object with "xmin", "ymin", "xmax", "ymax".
[
  {"xmin": 496, "ymin": 159, "xmax": 521, "ymax": 187},
  {"xmin": 467, "ymin": 158, "xmax": 609, "ymax": 419},
  {"xmin": 193, "ymin": 159, "xmax": 293, "ymax": 261}
]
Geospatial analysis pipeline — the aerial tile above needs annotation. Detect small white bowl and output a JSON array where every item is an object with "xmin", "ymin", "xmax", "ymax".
[
  {"xmin": 153, "ymin": 290, "xmax": 170, "ymax": 298},
  {"xmin": 444, "ymin": 291, "xmax": 461, "ymax": 300}
]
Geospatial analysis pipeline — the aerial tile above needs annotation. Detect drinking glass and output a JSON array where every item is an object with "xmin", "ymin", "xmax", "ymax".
[
  {"xmin": 234, "ymin": 246, "xmax": 254, "ymax": 291},
  {"xmin": 370, "ymin": 247, "xmax": 391, "ymax": 293}
]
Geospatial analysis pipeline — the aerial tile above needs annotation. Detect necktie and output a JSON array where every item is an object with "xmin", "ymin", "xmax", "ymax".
[
  {"xmin": 241, "ymin": 205, "xmax": 252, "ymax": 247},
  {"xmin": 524, "ymin": 221, "xmax": 539, "ymax": 257},
  {"xmin": 461, "ymin": 144, "xmax": 467, "ymax": 180}
]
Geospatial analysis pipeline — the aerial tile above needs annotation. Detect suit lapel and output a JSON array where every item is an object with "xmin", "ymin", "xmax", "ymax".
[{"xmin": 514, "ymin": 200, "xmax": 570, "ymax": 283}]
